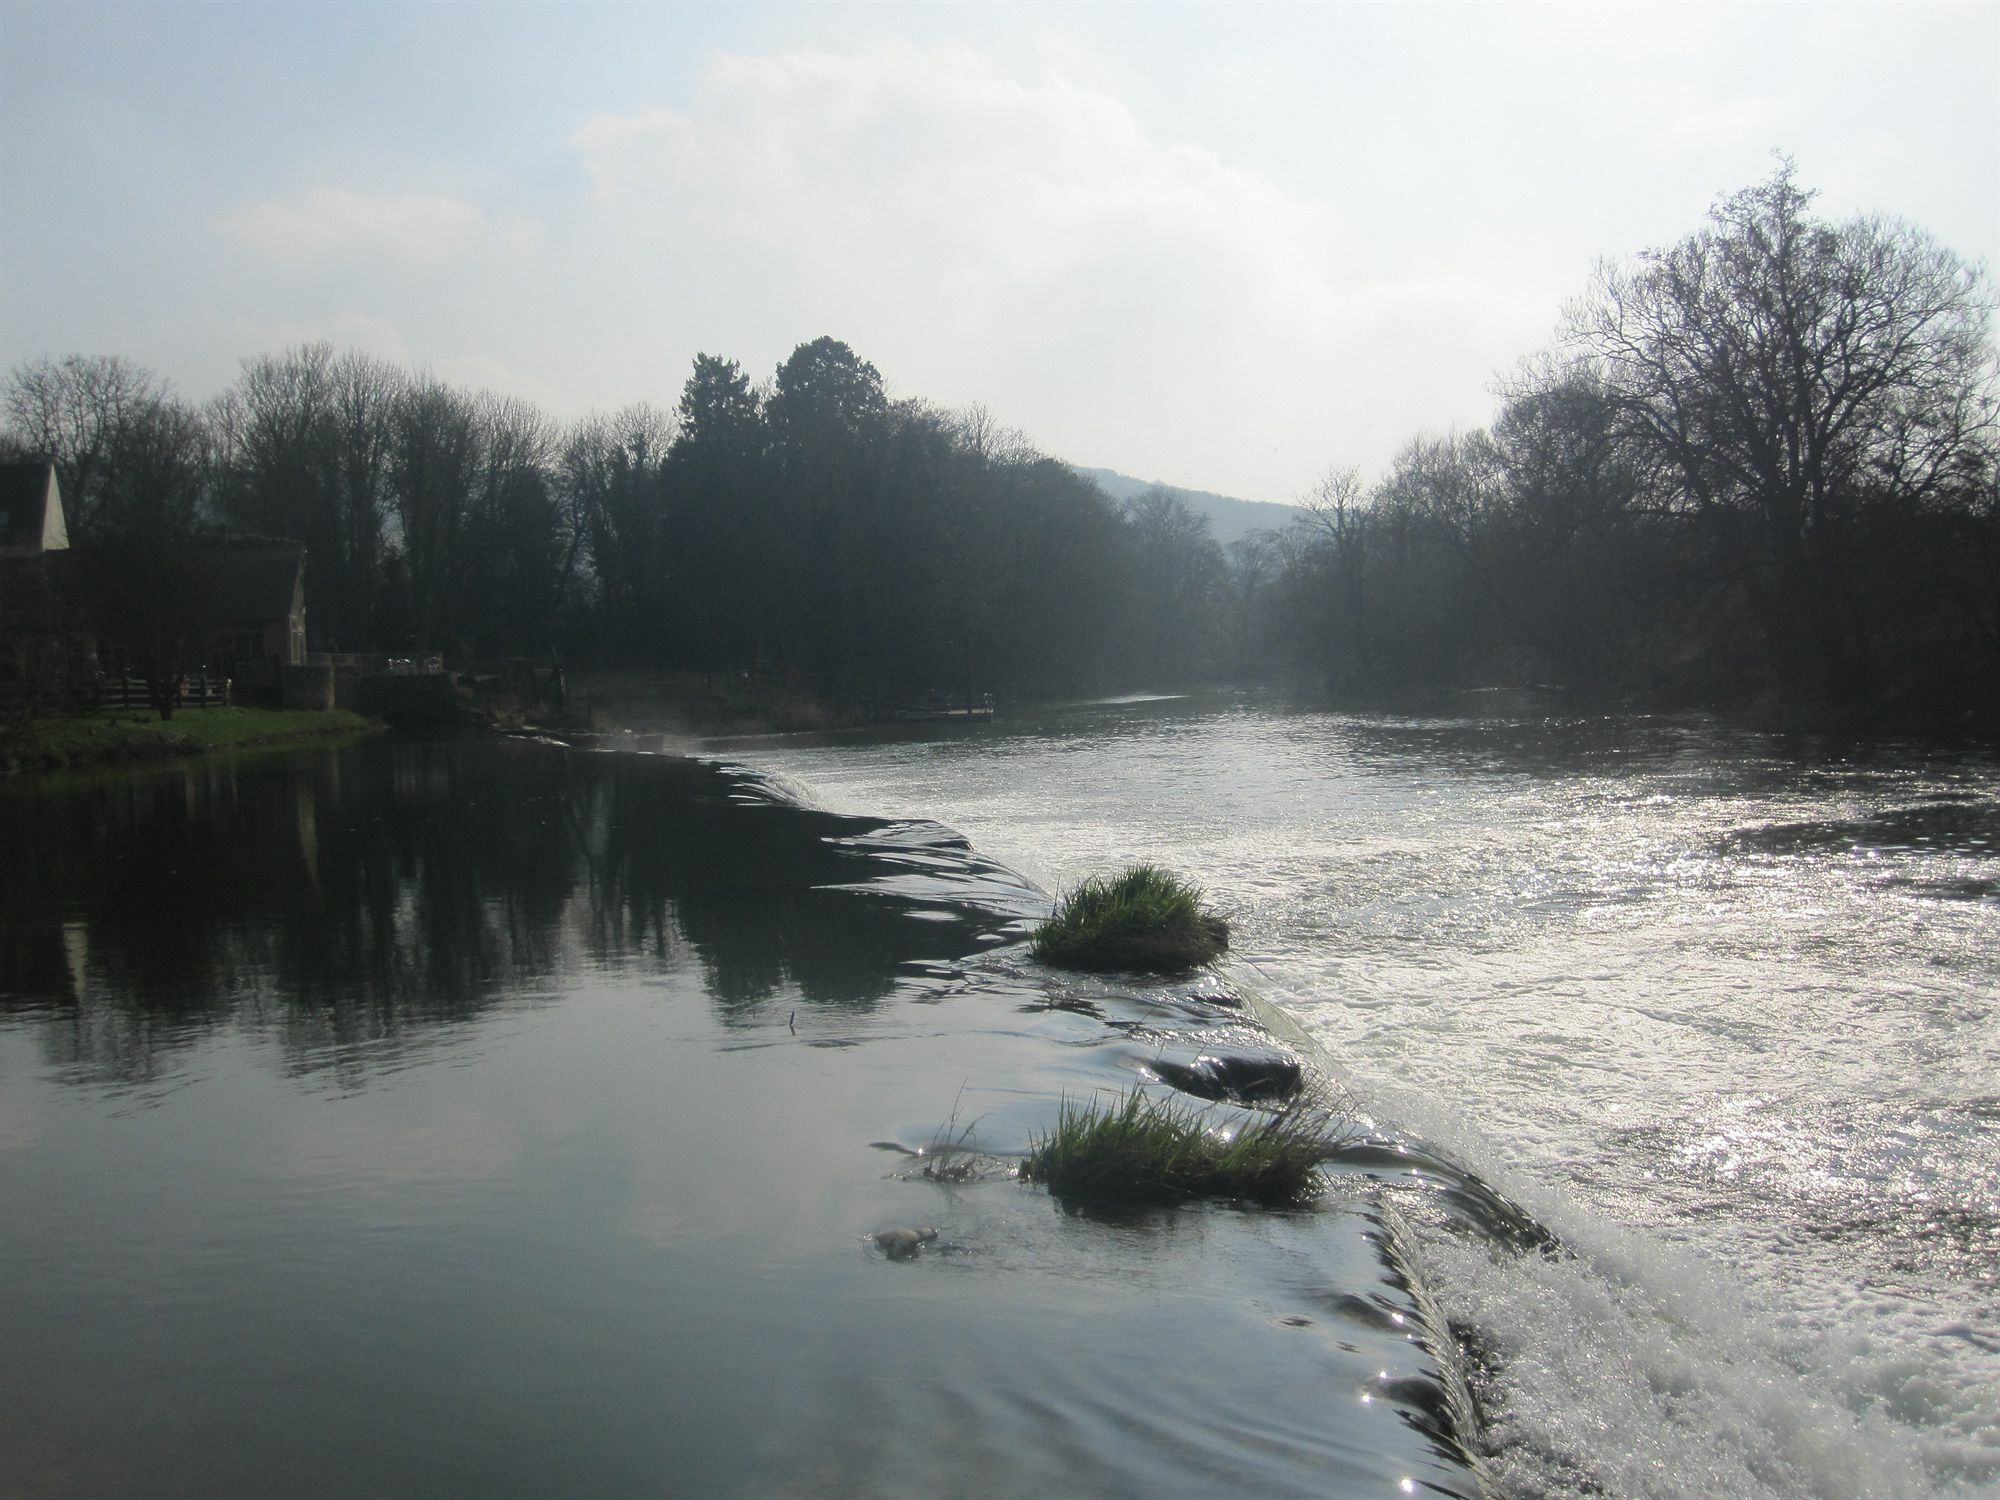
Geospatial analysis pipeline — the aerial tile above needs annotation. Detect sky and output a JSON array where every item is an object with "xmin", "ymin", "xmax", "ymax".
[{"xmin": 2, "ymin": 1, "xmax": 1995, "ymax": 505}]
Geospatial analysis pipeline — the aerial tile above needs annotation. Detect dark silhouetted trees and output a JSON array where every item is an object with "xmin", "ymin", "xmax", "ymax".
[
  {"xmin": 1244, "ymin": 162, "xmax": 1998, "ymax": 727},
  {"xmin": 563, "ymin": 403, "xmax": 675, "ymax": 662},
  {"xmin": 1564, "ymin": 160, "xmax": 1998, "ymax": 711},
  {"xmin": 384, "ymin": 376, "xmax": 484, "ymax": 654},
  {"xmin": 84, "ymin": 395, "xmax": 218, "ymax": 717},
  {"xmin": 1123, "ymin": 486, "xmax": 1227, "ymax": 681},
  {"xmin": 209, "ymin": 343, "xmax": 402, "ymax": 650},
  {"xmin": 6, "ymin": 159, "xmax": 1993, "ymax": 731},
  {"xmin": 2, "ymin": 355, "xmax": 172, "ymax": 541}
]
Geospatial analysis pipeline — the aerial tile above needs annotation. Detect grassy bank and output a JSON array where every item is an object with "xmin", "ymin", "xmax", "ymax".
[{"xmin": 0, "ymin": 706, "xmax": 376, "ymax": 778}]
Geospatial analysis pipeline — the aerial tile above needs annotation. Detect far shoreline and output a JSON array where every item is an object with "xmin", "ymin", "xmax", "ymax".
[{"xmin": 0, "ymin": 705, "xmax": 378, "ymax": 780}]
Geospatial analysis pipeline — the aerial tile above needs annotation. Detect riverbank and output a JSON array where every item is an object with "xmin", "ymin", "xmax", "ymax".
[
  {"xmin": 0, "ymin": 705, "xmax": 376, "ymax": 778},
  {"xmin": 570, "ymin": 668, "xmax": 869, "ymax": 737},
  {"xmin": 1307, "ymin": 678, "xmax": 2000, "ymax": 744}
]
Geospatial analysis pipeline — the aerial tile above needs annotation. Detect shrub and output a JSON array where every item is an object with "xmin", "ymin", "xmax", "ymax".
[
  {"xmin": 1022, "ymin": 1087, "xmax": 1337, "ymax": 1207},
  {"xmin": 1029, "ymin": 864, "xmax": 1228, "ymax": 973}
]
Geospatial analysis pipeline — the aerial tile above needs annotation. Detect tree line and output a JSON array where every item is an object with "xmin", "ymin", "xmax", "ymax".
[
  {"xmin": 5, "ymin": 161, "xmax": 1995, "ymax": 727},
  {"xmin": 3, "ymin": 335, "xmax": 1227, "ymax": 704},
  {"xmin": 1243, "ymin": 162, "xmax": 1998, "ymax": 727}
]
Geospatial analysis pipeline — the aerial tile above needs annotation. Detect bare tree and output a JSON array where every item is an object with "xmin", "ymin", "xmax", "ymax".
[
  {"xmin": 463, "ymin": 392, "xmax": 563, "ymax": 655},
  {"xmin": 2, "ymin": 355, "xmax": 171, "ymax": 540},
  {"xmin": 325, "ymin": 350, "xmax": 404, "ymax": 643},
  {"xmin": 563, "ymin": 403, "xmax": 676, "ymax": 660},
  {"xmin": 85, "ymin": 396, "xmax": 218, "ymax": 717},
  {"xmin": 1564, "ymin": 157, "xmax": 1999, "ymax": 702},
  {"xmin": 387, "ymin": 377, "xmax": 484, "ymax": 652},
  {"xmin": 1300, "ymin": 464, "xmax": 1373, "ymax": 677},
  {"xmin": 211, "ymin": 344, "xmax": 405, "ymax": 649},
  {"xmin": 948, "ymin": 402, "xmax": 1038, "ymax": 468},
  {"xmin": 1124, "ymin": 485, "xmax": 1226, "ymax": 681}
]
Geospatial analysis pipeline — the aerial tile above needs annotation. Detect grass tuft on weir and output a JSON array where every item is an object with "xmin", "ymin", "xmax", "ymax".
[
  {"xmin": 1029, "ymin": 864, "xmax": 1228, "ymax": 974},
  {"xmin": 1022, "ymin": 1087, "xmax": 1339, "ymax": 1207}
]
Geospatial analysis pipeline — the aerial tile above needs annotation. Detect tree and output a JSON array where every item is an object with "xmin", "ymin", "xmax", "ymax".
[
  {"xmin": 462, "ymin": 393, "xmax": 562, "ymax": 657},
  {"xmin": 210, "ymin": 344, "xmax": 404, "ymax": 650},
  {"xmin": 385, "ymin": 377, "xmax": 483, "ymax": 651},
  {"xmin": 766, "ymin": 337, "xmax": 886, "ymax": 455},
  {"xmin": 2, "ymin": 355, "xmax": 170, "ymax": 540},
  {"xmin": 1565, "ymin": 158, "xmax": 1999, "ymax": 706},
  {"xmin": 1123, "ymin": 486, "xmax": 1226, "ymax": 682},
  {"xmin": 668, "ymin": 357, "xmax": 764, "ymax": 673},
  {"xmin": 563, "ymin": 404, "xmax": 675, "ymax": 661},
  {"xmin": 85, "ymin": 396, "xmax": 218, "ymax": 718},
  {"xmin": 1480, "ymin": 368, "xmax": 1675, "ymax": 691},
  {"xmin": 765, "ymin": 339, "xmax": 890, "ymax": 676},
  {"xmin": 977, "ymin": 456, "xmax": 1129, "ymax": 697},
  {"xmin": 676, "ymin": 354, "xmax": 762, "ymax": 453},
  {"xmin": 1300, "ymin": 464, "xmax": 1373, "ymax": 682}
]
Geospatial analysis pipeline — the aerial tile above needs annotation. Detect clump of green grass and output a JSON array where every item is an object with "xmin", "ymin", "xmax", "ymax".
[
  {"xmin": 1021, "ymin": 1087, "xmax": 1338, "ymax": 1207},
  {"xmin": 1030, "ymin": 864, "xmax": 1228, "ymax": 973}
]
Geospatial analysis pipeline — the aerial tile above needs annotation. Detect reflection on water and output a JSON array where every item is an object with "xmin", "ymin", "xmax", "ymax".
[
  {"xmin": 0, "ymin": 742, "xmax": 1043, "ymax": 1087},
  {"xmin": 0, "ymin": 735, "xmax": 1477, "ymax": 1500}
]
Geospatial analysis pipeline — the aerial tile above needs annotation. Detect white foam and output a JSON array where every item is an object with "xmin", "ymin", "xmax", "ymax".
[
  {"xmin": 1356, "ymin": 1077, "xmax": 2000, "ymax": 1499},
  {"xmin": 733, "ymin": 713, "xmax": 2000, "ymax": 1498}
]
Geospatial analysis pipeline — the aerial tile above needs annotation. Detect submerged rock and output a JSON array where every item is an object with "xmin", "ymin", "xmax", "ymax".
[
  {"xmin": 1148, "ymin": 1049, "xmax": 1304, "ymax": 1104},
  {"xmin": 870, "ymin": 1226, "xmax": 940, "ymax": 1260}
]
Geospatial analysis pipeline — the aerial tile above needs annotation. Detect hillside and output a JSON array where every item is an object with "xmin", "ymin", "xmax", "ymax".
[{"xmin": 1072, "ymin": 466, "xmax": 1307, "ymax": 546}]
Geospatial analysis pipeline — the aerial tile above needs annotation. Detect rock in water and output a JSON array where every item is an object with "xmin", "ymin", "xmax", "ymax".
[
  {"xmin": 871, "ymin": 1226, "xmax": 940, "ymax": 1260},
  {"xmin": 1149, "ymin": 1049, "xmax": 1303, "ymax": 1104}
]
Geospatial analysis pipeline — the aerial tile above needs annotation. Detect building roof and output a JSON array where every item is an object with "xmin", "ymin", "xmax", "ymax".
[{"xmin": 0, "ymin": 461, "xmax": 68, "ymax": 557}]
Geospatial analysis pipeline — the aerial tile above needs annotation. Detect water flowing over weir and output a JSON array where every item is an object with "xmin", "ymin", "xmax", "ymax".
[
  {"xmin": 725, "ymin": 693, "xmax": 2000, "ymax": 1500},
  {"xmin": 1, "ymin": 735, "xmax": 1494, "ymax": 1498}
]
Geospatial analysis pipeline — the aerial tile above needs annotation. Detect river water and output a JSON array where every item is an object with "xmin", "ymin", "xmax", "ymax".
[
  {"xmin": 0, "ymin": 735, "xmax": 1480, "ymax": 1499},
  {"xmin": 4, "ymin": 701, "xmax": 1995, "ymax": 1498},
  {"xmin": 731, "ymin": 692, "xmax": 2000, "ymax": 1499}
]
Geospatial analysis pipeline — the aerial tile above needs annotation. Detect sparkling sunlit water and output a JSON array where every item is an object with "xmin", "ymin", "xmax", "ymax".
[{"xmin": 736, "ymin": 693, "xmax": 2000, "ymax": 1498}]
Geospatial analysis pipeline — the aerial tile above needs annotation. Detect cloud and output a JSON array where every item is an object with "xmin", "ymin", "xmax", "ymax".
[
  {"xmin": 1664, "ymin": 96, "xmax": 1781, "ymax": 147},
  {"xmin": 219, "ymin": 186, "xmax": 487, "ymax": 267},
  {"xmin": 575, "ymin": 47, "xmax": 1316, "ymax": 305},
  {"xmin": 561, "ymin": 44, "xmax": 1544, "ymax": 492}
]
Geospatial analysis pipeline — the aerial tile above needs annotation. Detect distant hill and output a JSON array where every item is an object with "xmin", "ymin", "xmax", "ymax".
[{"xmin": 1072, "ymin": 466, "xmax": 1307, "ymax": 547}]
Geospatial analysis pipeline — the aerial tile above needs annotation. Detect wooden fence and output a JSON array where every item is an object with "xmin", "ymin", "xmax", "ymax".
[
  {"xmin": 95, "ymin": 675, "xmax": 231, "ymax": 710},
  {"xmin": 0, "ymin": 674, "xmax": 231, "ymax": 714}
]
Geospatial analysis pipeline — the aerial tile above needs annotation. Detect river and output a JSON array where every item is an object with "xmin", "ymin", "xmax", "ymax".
[
  {"xmin": 3, "ymin": 699, "xmax": 1994, "ymax": 1498},
  {"xmin": 729, "ymin": 691, "xmax": 2000, "ymax": 1498},
  {"xmin": 0, "ymin": 733, "xmax": 1476, "ymax": 1499}
]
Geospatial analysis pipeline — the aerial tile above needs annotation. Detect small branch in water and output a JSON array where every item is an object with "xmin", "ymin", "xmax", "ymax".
[{"xmin": 788, "ymin": 1010, "xmax": 796, "ymax": 1034}]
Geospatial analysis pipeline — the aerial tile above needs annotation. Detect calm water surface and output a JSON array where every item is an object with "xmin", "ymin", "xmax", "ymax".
[{"xmin": 731, "ymin": 693, "xmax": 2000, "ymax": 1499}]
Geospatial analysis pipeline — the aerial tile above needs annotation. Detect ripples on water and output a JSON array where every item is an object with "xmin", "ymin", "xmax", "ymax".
[
  {"xmin": 736, "ymin": 694, "xmax": 2000, "ymax": 1499},
  {"xmin": 0, "ymin": 739, "xmax": 1486, "ymax": 1500}
]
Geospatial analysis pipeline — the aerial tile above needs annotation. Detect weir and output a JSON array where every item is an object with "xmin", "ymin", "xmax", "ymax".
[{"xmin": 0, "ymin": 734, "xmax": 1514, "ymax": 1498}]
